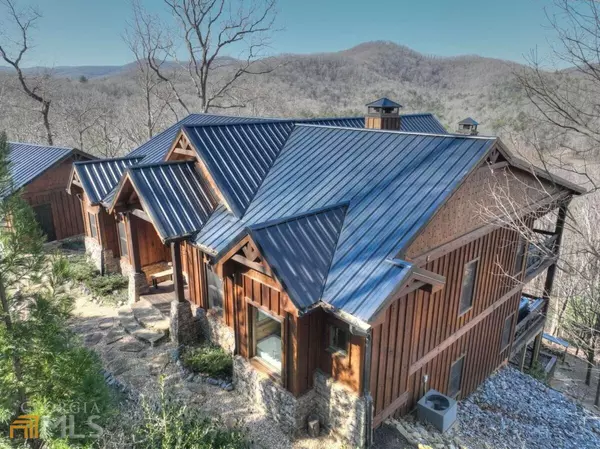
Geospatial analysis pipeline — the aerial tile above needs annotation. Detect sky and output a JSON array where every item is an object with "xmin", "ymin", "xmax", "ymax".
[{"xmin": 0, "ymin": 0, "xmax": 563, "ymax": 68}]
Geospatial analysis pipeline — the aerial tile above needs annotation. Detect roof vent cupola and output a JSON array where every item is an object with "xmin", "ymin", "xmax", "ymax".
[
  {"xmin": 365, "ymin": 97, "xmax": 402, "ymax": 131},
  {"xmin": 457, "ymin": 117, "xmax": 479, "ymax": 135}
]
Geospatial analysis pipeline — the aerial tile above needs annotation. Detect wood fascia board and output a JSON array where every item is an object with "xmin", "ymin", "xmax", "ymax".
[
  {"xmin": 108, "ymin": 172, "xmax": 133, "ymax": 214},
  {"xmin": 164, "ymin": 129, "xmax": 189, "ymax": 162},
  {"xmin": 131, "ymin": 208, "xmax": 152, "ymax": 223},
  {"xmin": 410, "ymin": 190, "xmax": 572, "ymax": 266},
  {"xmin": 412, "ymin": 266, "xmax": 446, "ymax": 287}
]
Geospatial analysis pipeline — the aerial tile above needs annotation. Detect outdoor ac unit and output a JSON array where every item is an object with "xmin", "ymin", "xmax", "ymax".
[{"xmin": 417, "ymin": 389, "xmax": 457, "ymax": 433}]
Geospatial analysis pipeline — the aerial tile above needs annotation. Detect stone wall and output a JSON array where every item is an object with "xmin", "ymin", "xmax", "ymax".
[
  {"xmin": 314, "ymin": 370, "xmax": 369, "ymax": 449},
  {"xmin": 196, "ymin": 308, "xmax": 235, "ymax": 354},
  {"xmin": 233, "ymin": 356, "xmax": 316, "ymax": 437},
  {"xmin": 85, "ymin": 236, "xmax": 120, "ymax": 274}
]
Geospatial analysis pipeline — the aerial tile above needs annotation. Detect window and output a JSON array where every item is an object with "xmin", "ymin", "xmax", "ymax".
[
  {"xmin": 252, "ymin": 307, "xmax": 282, "ymax": 375},
  {"xmin": 501, "ymin": 314, "xmax": 514, "ymax": 351},
  {"xmin": 206, "ymin": 265, "xmax": 223, "ymax": 309},
  {"xmin": 328, "ymin": 325, "xmax": 349, "ymax": 355},
  {"xmin": 514, "ymin": 237, "xmax": 526, "ymax": 275},
  {"xmin": 459, "ymin": 259, "xmax": 478, "ymax": 315},
  {"xmin": 88, "ymin": 212, "xmax": 98, "ymax": 239},
  {"xmin": 448, "ymin": 355, "xmax": 465, "ymax": 398},
  {"xmin": 117, "ymin": 220, "xmax": 128, "ymax": 258}
]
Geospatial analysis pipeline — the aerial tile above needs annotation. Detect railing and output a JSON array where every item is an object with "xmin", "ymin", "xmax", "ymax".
[
  {"xmin": 512, "ymin": 294, "xmax": 548, "ymax": 354},
  {"xmin": 525, "ymin": 231, "xmax": 559, "ymax": 279}
]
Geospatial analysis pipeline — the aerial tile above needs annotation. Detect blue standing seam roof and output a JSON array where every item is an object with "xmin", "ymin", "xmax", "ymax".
[
  {"xmin": 4, "ymin": 142, "xmax": 75, "ymax": 197},
  {"xmin": 400, "ymin": 114, "xmax": 447, "ymax": 134},
  {"xmin": 249, "ymin": 205, "xmax": 347, "ymax": 311},
  {"xmin": 198, "ymin": 126, "xmax": 496, "ymax": 322},
  {"xmin": 182, "ymin": 117, "xmax": 366, "ymax": 217},
  {"xmin": 367, "ymin": 97, "xmax": 402, "ymax": 108},
  {"xmin": 125, "ymin": 161, "xmax": 216, "ymax": 241},
  {"xmin": 74, "ymin": 157, "xmax": 143, "ymax": 204}
]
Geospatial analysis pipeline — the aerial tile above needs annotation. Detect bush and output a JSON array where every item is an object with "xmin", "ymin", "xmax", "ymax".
[
  {"xmin": 86, "ymin": 274, "xmax": 128, "ymax": 298},
  {"xmin": 63, "ymin": 255, "xmax": 127, "ymax": 303},
  {"xmin": 182, "ymin": 345, "xmax": 233, "ymax": 379},
  {"xmin": 67, "ymin": 255, "xmax": 98, "ymax": 283},
  {"xmin": 132, "ymin": 380, "xmax": 248, "ymax": 449}
]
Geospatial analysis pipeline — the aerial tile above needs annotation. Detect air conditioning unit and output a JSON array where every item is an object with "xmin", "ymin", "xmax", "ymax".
[{"xmin": 417, "ymin": 389, "xmax": 457, "ymax": 433}]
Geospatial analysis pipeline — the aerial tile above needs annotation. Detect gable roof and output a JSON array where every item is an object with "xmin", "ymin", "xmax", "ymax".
[
  {"xmin": 249, "ymin": 205, "xmax": 347, "ymax": 311},
  {"xmin": 459, "ymin": 117, "xmax": 479, "ymax": 126},
  {"xmin": 182, "ymin": 118, "xmax": 367, "ymax": 217},
  {"xmin": 5, "ymin": 142, "xmax": 91, "ymax": 197},
  {"xmin": 204, "ymin": 126, "xmax": 497, "ymax": 322},
  {"xmin": 114, "ymin": 161, "xmax": 216, "ymax": 241},
  {"xmin": 72, "ymin": 156, "xmax": 142, "ymax": 204},
  {"xmin": 400, "ymin": 114, "xmax": 447, "ymax": 134}
]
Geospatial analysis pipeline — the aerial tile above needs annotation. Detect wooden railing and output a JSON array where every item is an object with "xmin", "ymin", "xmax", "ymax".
[{"xmin": 512, "ymin": 294, "xmax": 548, "ymax": 354}]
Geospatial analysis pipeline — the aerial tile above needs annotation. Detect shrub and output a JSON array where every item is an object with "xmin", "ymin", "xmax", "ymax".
[
  {"xmin": 86, "ymin": 274, "xmax": 128, "ymax": 298},
  {"xmin": 132, "ymin": 380, "xmax": 248, "ymax": 449},
  {"xmin": 66, "ymin": 255, "xmax": 98, "ymax": 283},
  {"xmin": 182, "ymin": 345, "xmax": 233, "ymax": 379}
]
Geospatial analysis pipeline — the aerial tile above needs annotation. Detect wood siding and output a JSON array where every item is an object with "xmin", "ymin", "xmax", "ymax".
[
  {"xmin": 22, "ymin": 157, "xmax": 84, "ymax": 241},
  {"xmin": 183, "ymin": 242, "xmax": 207, "ymax": 308},
  {"xmin": 371, "ymin": 226, "xmax": 521, "ymax": 426},
  {"xmin": 133, "ymin": 215, "xmax": 171, "ymax": 267}
]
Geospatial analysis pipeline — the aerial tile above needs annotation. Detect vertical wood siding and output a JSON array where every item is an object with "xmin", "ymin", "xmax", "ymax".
[
  {"xmin": 22, "ymin": 157, "xmax": 85, "ymax": 241},
  {"xmin": 371, "ymin": 226, "xmax": 521, "ymax": 425},
  {"xmin": 183, "ymin": 242, "xmax": 207, "ymax": 308}
]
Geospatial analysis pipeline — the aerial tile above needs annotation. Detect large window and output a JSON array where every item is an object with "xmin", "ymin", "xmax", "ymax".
[
  {"xmin": 501, "ymin": 314, "xmax": 514, "ymax": 351},
  {"xmin": 328, "ymin": 325, "xmax": 349, "ymax": 356},
  {"xmin": 206, "ymin": 265, "xmax": 223, "ymax": 309},
  {"xmin": 459, "ymin": 259, "xmax": 478, "ymax": 315},
  {"xmin": 88, "ymin": 212, "xmax": 98, "ymax": 239},
  {"xmin": 448, "ymin": 355, "xmax": 465, "ymax": 398},
  {"xmin": 252, "ymin": 307, "xmax": 282, "ymax": 375},
  {"xmin": 117, "ymin": 220, "xmax": 128, "ymax": 258}
]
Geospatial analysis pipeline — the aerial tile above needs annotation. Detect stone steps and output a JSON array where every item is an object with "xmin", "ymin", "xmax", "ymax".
[{"xmin": 117, "ymin": 300, "xmax": 169, "ymax": 346}]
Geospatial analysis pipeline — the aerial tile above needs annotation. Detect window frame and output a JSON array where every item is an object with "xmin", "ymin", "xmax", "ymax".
[
  {"xmin": 458, "ymin": 258, "xmax": 479, "ymax": 316},
  {"xmin": 88, "ymin": 212, "xmax": 98, "ymax": 240},
  {"xmin": 500, "ymin": 313, "xmax": 514, "ymax": 352},
  {"xmin": 249, "ymin": 305, "xmax": 283, "ymax": 379},
  {"xmin": 328, "ymin": 324, "xmax": 349, "ymax": 357},
  {"xmin": 117, "ymin": 219, "xmax": 128, "ymax": 259},
  {"xmin": 514, "ymin": 236, "xmax": 527, "ymax": 276},
  {"xmin": 448, "ymin": 354, "xmax": 465, "ymax": 398}
]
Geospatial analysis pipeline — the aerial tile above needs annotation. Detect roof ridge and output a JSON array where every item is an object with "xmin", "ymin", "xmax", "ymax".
[
  {"xmin": 182, "ymin": 116, "xmax": 363, "ymax": 130},
  {"xmin": 249, "ymin": 202, "xmax": 349, "ymax": 231},
  {"xmin": 295, "ymin": 124, "xmax": 497, "ymax": 140},
  {"xmin": 74, "ymin": 155, "xmax": 143, "ymax": 165},
  {"xmin": 8, "ymin": 141, "xmax": 73, "ymax": 151},
  {"xmin": 128, "ymin": 159, "xmax": 195, "ymax": 170}
]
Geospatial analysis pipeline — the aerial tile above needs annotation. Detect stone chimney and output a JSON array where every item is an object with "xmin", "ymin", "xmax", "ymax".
[
  {"xmin": 365, "ymin": 98, "xmax": 402, "ymax": 130},
  {"xmin": 456, "ymin": 117, "xmax": 479, "ymax": 135}
]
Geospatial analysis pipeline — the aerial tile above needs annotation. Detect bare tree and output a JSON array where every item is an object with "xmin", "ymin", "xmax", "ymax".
[
  {"xmin": 0, "ymin": 0, "xmax": 54, "ymax": 145},
  {"xmin": 128, "ymin": 0, "xmax": 278, "ymax": 114}
]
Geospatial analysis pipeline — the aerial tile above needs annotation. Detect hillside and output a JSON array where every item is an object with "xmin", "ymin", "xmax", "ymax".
[{"xmin": 0, "ymin": 41, "xmax": 535, "ymax": 154}]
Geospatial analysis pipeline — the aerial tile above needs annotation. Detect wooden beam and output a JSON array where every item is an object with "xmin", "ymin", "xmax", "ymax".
[
  {"xmin": 131, "ymin": 208, "xmax": 152, "ymax": 223},
  {"xmin": 126, "ymin": 213, "xmax": 142, "ymax": 273},
  {"xmin": 174, "ymin": 148, "xmax": 196, "ymax": 157},
  {"xmin": 231, "ymin": 254, "xmax": 272, "ymax": 277},
  {"xmin": 171, "ymin": 241, "xmax": 185, "ymax": 302}
]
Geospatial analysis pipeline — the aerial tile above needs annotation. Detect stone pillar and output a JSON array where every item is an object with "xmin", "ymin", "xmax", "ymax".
[
  {"xmin": 170, "ymin": 299, "xmax": 197, "ymax": 345},
  {"xmin": 125, "ymin": 213, "xmax": 147, "ymax": 303},
  {"xmin": 128, "ymin": 272, "xmax": 149, "ymax": 304}
]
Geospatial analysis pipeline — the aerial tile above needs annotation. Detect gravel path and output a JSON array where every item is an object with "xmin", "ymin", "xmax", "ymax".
[{"xmin": 458, "ymin": 367, "xmax": 600, "ymax": 449}]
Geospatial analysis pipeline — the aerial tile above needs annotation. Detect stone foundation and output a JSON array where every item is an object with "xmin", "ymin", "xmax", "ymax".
[
  {"xmin": 314, "ymin": 371, "xmax": 369, "ymax": 449},
  {"xmin": 196, "ymin": 308, "xmax": 235, "ymax": 354},
  {"xmin": 85, "ymin": 236, "xmax": 120, "ymax": 274},
  {"xmin": 233, "ymin": 356, "xmax": 316, "ymax": 436},
  {"xmin": 122, "ymin": 259, "xmax": 149, "ymax": 303},
  {"xmin": 170, "ymin": 300, "xmax": 198, "ymax": 345}
]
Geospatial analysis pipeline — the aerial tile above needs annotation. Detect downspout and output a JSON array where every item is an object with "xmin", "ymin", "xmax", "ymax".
[{"xmin": 362, "ymin": 327, "xmax": 374, "ymax": 448}]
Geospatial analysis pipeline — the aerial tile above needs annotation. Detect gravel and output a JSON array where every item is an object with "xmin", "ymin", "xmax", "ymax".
[{"xmin": 458, "ymin": 367, "xmax": 600, "ymax": 449}]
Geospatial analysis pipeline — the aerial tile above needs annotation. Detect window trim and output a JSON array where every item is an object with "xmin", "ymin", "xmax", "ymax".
[
  {"xmin": 500, "ymin": 313, "xmax": 514, "ymax": 352},
  {"xmin": 327, "ymin": 324, "xmax": 349, "ymax": 357},
  {"xmin": 448, "ymin": 354, "xmax": 466, "ymax": 399},
  {"xmin": 117, "ymin": 219, "xmax": 128, "ymax": 259},
  {"xmin": 88, "ymin": 211, "xmax": 98, "ymax": 240},
  {"xmin": 249, "ymin": 304, "xmax": 283, "ymax": 380},
  {"xmin": 458, "ymin": 258, "xmax": 479, "ymax": 316}
]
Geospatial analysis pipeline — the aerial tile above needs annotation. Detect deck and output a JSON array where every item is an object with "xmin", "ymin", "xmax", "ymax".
[{"xmin": 140, "ymin": 280, "xmax": 190, "ymax": 316}]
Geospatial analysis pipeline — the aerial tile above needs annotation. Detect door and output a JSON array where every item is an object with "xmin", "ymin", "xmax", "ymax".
[{"xmin": 33, "ymin": 203, "xmax": 56, "ymax": 241}]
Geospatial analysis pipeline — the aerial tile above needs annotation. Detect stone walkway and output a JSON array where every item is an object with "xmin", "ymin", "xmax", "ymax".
[{"xmin": 69, "ymin": 294, "xmax": 349, "ymax": 449}]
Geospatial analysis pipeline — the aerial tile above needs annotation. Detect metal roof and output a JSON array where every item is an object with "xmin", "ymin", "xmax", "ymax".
[
  {"xmin": 249, "ymin": 205, "xmax": 347, "ymax": 311},
  {"xmin": 127, "ymin": 114, "xmax": 279, "ymax": 164},
  {"xmin": 5, "ymin": 142, "xmax": 76, "ymax": 196},
  {"xmin": 202, "ymin": 126, "xmax": 496, "ymax": 321},
  {"xmin": 73, "ymin": 157, "xmax": 142, "ymax": 204},
  {"xmin": 125, "ymin": 161, "xmax": 216, "ymax": 241},
  {"xmin": 182, "ymin": 117, "xmax": 366, "ymax": 217},
  {"xmin": 367, "ymin": 98, "xmax": 402, "ymax": 108},
  {"xmin": 400, "ymin": 114, "xmax": 447, "ymax": 134},
  {"xmin": 459, "ymin": 117, "xmax": 479, "ymax": 126}
]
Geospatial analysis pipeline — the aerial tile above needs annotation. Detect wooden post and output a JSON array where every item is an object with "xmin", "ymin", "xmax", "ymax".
[
  {"xmin": 126, "ymin": 213, "xmax": 142, "ymax": 273},
  {"xmin": 519, "ymin": 345, "xmax": 527, "ymax": 372},
  {"xmin": 542, "ymin": 202, "xmax": 569, "ymax": 305},
  {"xmin": 531, "ymin": 332, "xmax": 542, "ymax": 369},
  {"xmin": 171, "ymin": 240, "xmax": 185, "ymax": 303}
]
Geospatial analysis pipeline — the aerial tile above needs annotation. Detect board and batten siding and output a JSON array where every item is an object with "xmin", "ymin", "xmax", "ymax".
[{"xmin": 371, "ymin": 226, "xmax": 522, "ymax": 426}]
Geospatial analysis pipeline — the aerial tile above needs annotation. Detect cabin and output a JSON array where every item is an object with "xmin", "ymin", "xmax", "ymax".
[
  {"xmin": 67, "ymin": 102, "xmax": 583, "ymax": 448},
  {"xmin": 5, "ymin": 142, "xmax": 92, "ymax": 241}
]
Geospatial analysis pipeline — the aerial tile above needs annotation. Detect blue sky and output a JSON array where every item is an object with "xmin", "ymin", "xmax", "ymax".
[{"xmin": 1, "ymin": 0, "xmax": 561, "ymax": 67}]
